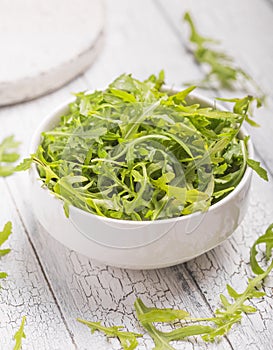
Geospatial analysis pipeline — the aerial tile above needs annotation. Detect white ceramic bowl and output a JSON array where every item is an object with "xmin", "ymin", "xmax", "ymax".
[{"xmin": 30, "ymin": 91, "xmax": 253, "ymax": 269}]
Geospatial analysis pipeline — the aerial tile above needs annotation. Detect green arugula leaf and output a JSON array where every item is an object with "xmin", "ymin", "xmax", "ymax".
[
  {"xmin": 203, "ymin": 262, "xmax": 272, "ymax": 341},
  {"xmin": 216, "ymin": 95, "xmax": 262, "ymax": 127},
  {"xmin": 15, "ymin": 156, "xmax": 34, "ymax": 171},
  {"xmin": 247, "ymin": 159, "xmax": 268, "ymax": 181},
  {"xmin": 135, "ymin": 298, "xmax": 213, "ymax": 349},
  {"xmin": 168, "ymin": 86, "xmax": 196, "ymax": 104},
  {"xmin": 137, "ymin": 304, "xmax": 189, "ymax": 323},
  {"xmin": 0, "ymin": 272, "xmax": 8, "ymax": 279},
  {"xmin": 0, "ymin": 221, "xmax": 12, "ymax": 247},
  {"xmin": 184, "ymin": 12, "xmax": 217, "ymax": 46},
  {"xmin": 0, "ymin": 221, "xmax": 12, "ymax": 258},
  {"xmin": 184, "ymin": 12, "xmax": 266, "ymax": 100},
  {"xmin": 77, "ymin": 318, "xmax": 142, "ymax": 350},
  {"xmin": 250, "ymin": 223, "xmax": 273, "ymax": 274},
  {"xmin": 0, "ymin": 135, "xmax": 21, "ymax": 177},
  {"xmin": 0, "ymin": 221, "xmax": 12, "ymax": 280},
  {"xmin": 13, "ymin": 316, "xmax": 26, "ymax": 350},
  {"xmin": 110, "ymin": 89, "xmax": 137, "ymax": 103}
]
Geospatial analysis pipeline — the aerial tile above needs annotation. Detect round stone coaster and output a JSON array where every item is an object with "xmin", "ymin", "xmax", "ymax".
[{"xmin": 0, "ymin": 0, "xmax": 104, "ymax": 106}]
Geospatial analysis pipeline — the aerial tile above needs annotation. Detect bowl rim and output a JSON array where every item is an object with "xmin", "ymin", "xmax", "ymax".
[{"xmin": 30, "ymin": 87, "xmax": 253, "ymax": 226}]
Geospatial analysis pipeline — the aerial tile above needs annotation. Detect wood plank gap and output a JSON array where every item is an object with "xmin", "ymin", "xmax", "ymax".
[
  {"xmin": 4, "ymin": 179, "xmax": 78, "ymax": 350},
  {"xmin": 263, "ymin": 0, "xmax": 273, "ymax": 11},
  {"xmin": 152, "ymin": 0, "xmax": 220, "ymax": 95},
  {"xmin": 152, "ymin": 0, "xmax": 187, "ymax": 49},
  {"xmin": 183, "ymin": 262, "xmax": 235, "ymax": 350}
]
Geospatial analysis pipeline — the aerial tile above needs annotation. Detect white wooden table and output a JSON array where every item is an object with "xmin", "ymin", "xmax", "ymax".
[{"xmin": 1, "ymin": 0, "xmax": 273, "ymax": 349}]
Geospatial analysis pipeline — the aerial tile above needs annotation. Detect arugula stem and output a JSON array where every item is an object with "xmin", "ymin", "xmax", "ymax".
[
  {"xmin": 123, "ymin": 101, "xmax": 161, "ymax": 140},
  {"xmin": 111, "ymin": 134, "xmax": 170, "ymax": 161},
  {"xmin": 225, "ymin": 261, "xmax": 273, "ymax": 315},
  {"xmin": 134, "ymin": 299, "xmax": 175, "ymax": 350},
  {"xmin": 90, "ymin": 158, "xmax": 128, "ymax": 167}
]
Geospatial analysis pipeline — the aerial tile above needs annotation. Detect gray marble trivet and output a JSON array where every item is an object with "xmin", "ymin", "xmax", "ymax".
[{"xmin": 0, "ymin": 0, "xmax": 104, "ymax": 105}]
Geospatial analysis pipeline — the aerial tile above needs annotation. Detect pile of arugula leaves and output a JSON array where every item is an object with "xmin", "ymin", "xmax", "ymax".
[{"xmin": 22, "ymin": 73, "xmax": 266, "ymax": 221}]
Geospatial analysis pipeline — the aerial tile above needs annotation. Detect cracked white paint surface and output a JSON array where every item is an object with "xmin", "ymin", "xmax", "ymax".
[
  {"xmin": 0, "ymin": 179, "xmax": 76, "ymax": 350},
  {"xmin": 0, "ymin": 0, "xmax": 273, "ymax": 349}
]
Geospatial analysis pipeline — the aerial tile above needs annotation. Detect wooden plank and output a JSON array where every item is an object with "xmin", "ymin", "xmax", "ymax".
[
  {"xmin": 154, "ymin": 0, "xmax": 273, "ymax": 176},
  {"xmin": 0, "ymin": 178, "xmax": 76, "ymax": 350}
]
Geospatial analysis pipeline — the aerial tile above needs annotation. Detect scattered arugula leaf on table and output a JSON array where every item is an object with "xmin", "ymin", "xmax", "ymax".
[
  {"xmin": 18, "ymin": 73, "xmax": 267, "ymax": 220},
  {"xmin": 183, "ymin": 12, "xmax": 266, "ymax": 101},
  {"xmin": 0, "ymin": 221, "xmax": 12, "ymax": 280},
  {"xmin": 77, "ymin": 223, "xmax": 273, "ymax": 349},
  {"xmin": 77, "ymin": 318, "xmax": 142, "ymax": 350},
  {"xmin": 0, "ymin": 136, "xmax": 21, "ymax": 177},
  {"xmin": 246, "ymin": 159, "xmax": 268, "ymax": 181},
  {"xmin": 15, "ymin": 156, "xmax": 34, "ymax": 172},
  {"xmin": 134, "ymin": 222, "xmax": 273, "ymax": 348},
  {"xmin": 250, "ymin": 223, "xmax": 273, "ymax": 274},
  {"xmin": 77, "ymin": 224, "xmax": 273, "ymax": 350},
  {"xmin": 0, "ymin": 221, "xmax": 12, "ymax": 257},
  {"xmin": 13, "ymin": 316, "xmax": 26, "ymax": 350}
]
